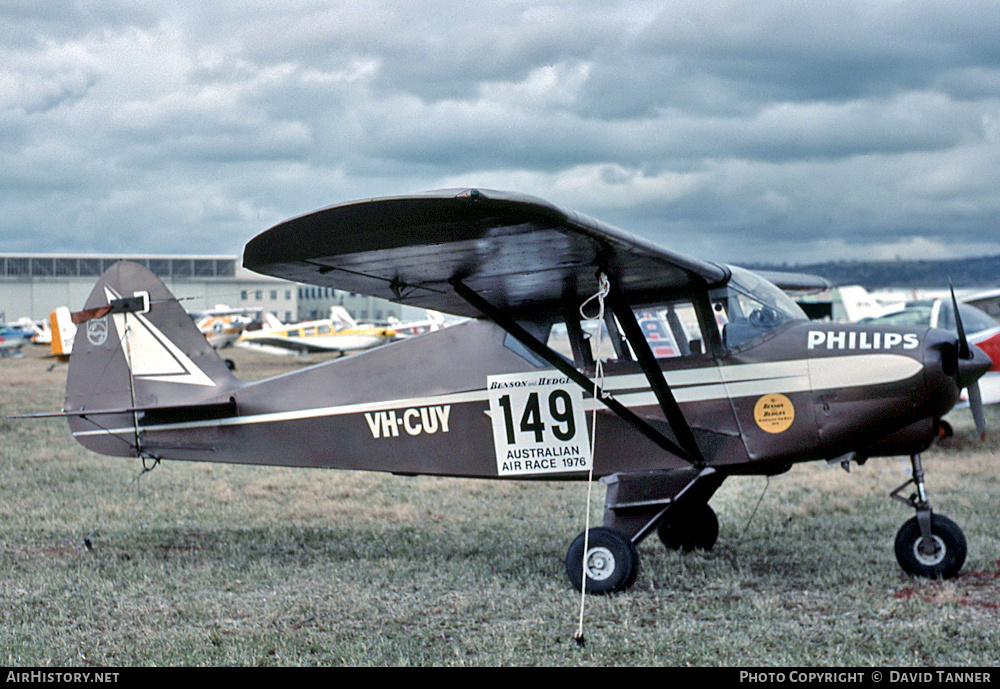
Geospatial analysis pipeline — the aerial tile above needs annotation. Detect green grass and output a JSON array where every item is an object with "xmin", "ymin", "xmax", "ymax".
[{"xmin": 2, "ymin": 347, "xmax": 998, "ymax": 666}]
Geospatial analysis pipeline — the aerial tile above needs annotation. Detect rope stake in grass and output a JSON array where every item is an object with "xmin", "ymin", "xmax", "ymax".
[
  {"xmin": 82, "ymin": 457, "xmax": 160, "ymax": 553},
  {"xmin": 574, "ymin": 273, "xmax": 610, "ymax": 644}
]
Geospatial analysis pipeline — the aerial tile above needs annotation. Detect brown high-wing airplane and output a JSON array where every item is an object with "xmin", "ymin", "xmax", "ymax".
[{"xmin": 53, "ymin": 189, "xmax": 991, "ymax": 594}]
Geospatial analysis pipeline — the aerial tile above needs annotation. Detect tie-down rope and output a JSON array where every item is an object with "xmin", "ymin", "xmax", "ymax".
[{"xmin": 574, "ymin": 272, "xmax": 610, "ymax": 645}]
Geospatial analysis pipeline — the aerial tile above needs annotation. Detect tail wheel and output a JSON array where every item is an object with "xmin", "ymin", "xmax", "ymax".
[
  {"xmin": 894, "ymin": 514, "xmax": 966, "ymax": 579},
  {"xmin": 657, "ymin": 503, "xmax": 719, "ymax": 552},
  {"xmin": 565, "ymin": 527, "xmax": 639, "ymax": 594}
]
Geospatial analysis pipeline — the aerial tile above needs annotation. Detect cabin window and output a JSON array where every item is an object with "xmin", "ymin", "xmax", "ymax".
[
  {"xmin": 542, "ymin": 297, "xmax": 709, "ymax": 371},
  {"xmin": 545, "ymin": 320, "xmax": 606, "ymax": 364},
  {"xmin": 630, "ymin": 301, "xmax": 705, "ymax": 359}
]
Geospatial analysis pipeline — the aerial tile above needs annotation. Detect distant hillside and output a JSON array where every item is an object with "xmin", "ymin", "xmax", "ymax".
[{"xmin": 745, "ymin": 255, "xmax": 1000, "ymax": 290}]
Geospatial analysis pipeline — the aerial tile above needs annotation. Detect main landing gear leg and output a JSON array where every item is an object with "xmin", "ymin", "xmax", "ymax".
[
  {"xmin": 890, "ymin": 453, "xmax": 966, "ymax": 579},
  {"xmin": 565, "ymin": 468, "xmax": 723, "ymax": 594}
]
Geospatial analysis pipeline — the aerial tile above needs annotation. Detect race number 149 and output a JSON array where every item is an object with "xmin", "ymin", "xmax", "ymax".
[{"xmin": 487, "ymin": 372, "xmax": 592, "ymax": 477}]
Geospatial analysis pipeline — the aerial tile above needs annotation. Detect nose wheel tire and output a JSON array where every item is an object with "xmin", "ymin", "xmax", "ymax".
[
  {"xmin": 894, "ymin": 514, "xmax": 966, "ymax": 579},
  {"xmin": 657, "ymin": 503, "xmax": 719, "ymax": 552},
  {"xmin": 566, "ymin": 527, "xmax": 639, "ymax": 594}
]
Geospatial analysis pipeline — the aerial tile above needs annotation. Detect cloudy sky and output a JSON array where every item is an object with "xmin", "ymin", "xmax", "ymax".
[{"xmin": 4, "ymin": 0, "xmax": 1000, "ymax": 266}]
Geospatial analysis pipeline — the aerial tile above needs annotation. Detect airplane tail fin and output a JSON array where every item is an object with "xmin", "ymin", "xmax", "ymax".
[
  {"xmin": 49, "ymin": 306, "xmax": 76, "ymax": 358},
  {"xmin": 64, "ymin": 261, "xmax": 241, "ymax": 457},
  {"xmin": 330, "ymin": 305, "xmax": 358, "ymax": 328}
]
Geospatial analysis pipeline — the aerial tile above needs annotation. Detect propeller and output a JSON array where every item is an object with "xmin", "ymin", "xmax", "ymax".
[{"xmin": 950, "ymin": 281, "xmax": 987, "ymax": 440}]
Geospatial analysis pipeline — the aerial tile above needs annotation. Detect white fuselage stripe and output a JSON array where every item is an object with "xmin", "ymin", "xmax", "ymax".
[{"xmin": 73, "ymin": 353, "xmax": 923, "ymax": 438}]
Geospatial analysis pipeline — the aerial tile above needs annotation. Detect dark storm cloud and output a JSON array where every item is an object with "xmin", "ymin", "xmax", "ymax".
[{"xmin": 2, "ymin": 0, "xmax": 999, "ymax": 264}]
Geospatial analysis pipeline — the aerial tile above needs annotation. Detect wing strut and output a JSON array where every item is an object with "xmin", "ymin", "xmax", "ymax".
[
  {"xmin": 450, "ymin": 278, "xmax": 699, "ymax": 466},
  {"xmin": 604, "ymin": 276, "xmax": 705, "ymax": 466}
]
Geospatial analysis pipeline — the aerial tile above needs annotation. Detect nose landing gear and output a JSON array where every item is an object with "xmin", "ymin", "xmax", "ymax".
[{"xmin": 890, "ymin": 453, "xmax": 967, "ymax": 579}]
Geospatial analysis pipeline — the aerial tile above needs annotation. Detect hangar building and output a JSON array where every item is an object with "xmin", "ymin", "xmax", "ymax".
[{"xmin": 0, "ymin": 254, "xmax": 408, "ymax": 326}]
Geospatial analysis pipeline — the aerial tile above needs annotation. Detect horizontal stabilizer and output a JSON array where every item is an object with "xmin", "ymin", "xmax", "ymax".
[{"xmin": 14, "ymin": 399, "xmax": 236, "ymax": 422}]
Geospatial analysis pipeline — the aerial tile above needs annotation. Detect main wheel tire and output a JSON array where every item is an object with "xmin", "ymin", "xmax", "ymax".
[
  {"xmin": 894, "ymin": 514, "xmax": 966, "ymax": 579},
  {"xmin": 565, "ymin": 527, "xmax": 639, "ymax": 594},
  {"xmin": 657, "ymin": 503, "xmax": 719, "ymax": 552}
]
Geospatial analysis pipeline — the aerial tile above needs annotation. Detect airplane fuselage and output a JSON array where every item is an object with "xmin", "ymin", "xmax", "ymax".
[{"xmin": 71, "ymin": 314, "xmax": 969, "ymax": 481}]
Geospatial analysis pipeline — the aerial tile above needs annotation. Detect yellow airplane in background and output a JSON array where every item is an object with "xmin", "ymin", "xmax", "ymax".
[{"xmin": 236, "ymin": 306, "xmax": 397, "ymax": 356}]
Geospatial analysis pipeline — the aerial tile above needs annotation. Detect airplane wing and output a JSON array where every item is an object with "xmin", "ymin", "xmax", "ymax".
[
  {"xmin": 243, "ymin": 189, "xmax": 730, "ymax": 318},
  {"xmin": 237, "ymin": 335, "xmax": 347, "ymax": 354},
  {"xmin": 753, "ymin": 270, "xmax": 832, "ymax": 294},
  {"xmin": 190, "ymin": 306, "xmax": 263, "ymax": 319}
]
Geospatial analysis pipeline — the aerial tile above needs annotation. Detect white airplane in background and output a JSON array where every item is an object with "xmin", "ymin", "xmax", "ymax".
[
  {"xmin": 387, "ymin": 310, "xmax": 448, "ymax": 338},
  {"xmin": 834, "ymin": 284, "xmax": 999, "ymax": 323},
  {"xmin": 859, "ymin": 297, "xmax": 1000, "ymax": 408},
  {"xmin": 836, "ymin": 285, "xmax": 912, "ymax": 322},
  {"xmin": 963, "ymin": 288, "xmax": 1000, "ymax": 322},
  {"xmin": 0, "ymin": 321, "xmax": 33, "ymax": 357},
  {"xmin": 236, "ymin": 306, "xmax": 396, "ymax": 356}
]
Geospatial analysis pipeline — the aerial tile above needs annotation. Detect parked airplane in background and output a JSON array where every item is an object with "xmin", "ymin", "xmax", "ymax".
[
  {"xmin": 48, "ymin": 307, "xmax": 76, "ymax": 360},
  {"xmin": 820, "ymin": 284, "xmax": 1000, "ymax": 325},
  {"xmin": 0, "ymin": 321, "xmax": 32, "ymax": 357},
  {"xmin": 236, "ymin": 305, "xmax": 396, "ymax": 355},
  {"xmin": 191, "ymin": 305, "xmax": 263, "ymax": 349},
  {"xmin": 963, "ymin": 288, "xmax": 1000, "ymax": 322},
  {"xmin": 9, "ymin": 317, "xmax": 49, "ymax": 345},
  {"xmin": 860, "ymin": 298, "xmax": 1000, "ymax": 409},
  {"xmin": 22, "ymin": 190, "xmax": 992, "ymax": 595},
  {"xmin": 41, "ymin": 304, "xmax": 264, "ymax": 361},
  {"xmin": 388, "ymin": 310, "xmax": 448, "ymax": 338}
]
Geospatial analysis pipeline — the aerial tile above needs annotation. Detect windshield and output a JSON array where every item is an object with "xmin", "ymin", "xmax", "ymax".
[
  {"xmin": 938, "ymin": 302, "xmax": 999, "ymax": 334},
  {"xmin": 710, "ymin": 266, "xmax": 808, "ymax": 349}
]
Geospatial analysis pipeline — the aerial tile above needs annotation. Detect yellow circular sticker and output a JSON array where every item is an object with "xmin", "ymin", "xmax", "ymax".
[{"xmin": 754, "ymin": 394, "xmax": 795, "ymax": 434}]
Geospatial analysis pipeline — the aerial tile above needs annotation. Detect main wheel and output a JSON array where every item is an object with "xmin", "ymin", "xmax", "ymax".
[
  {"xmin": 894, "ymin": 514, "xmax": 966, "ymax": 579},
  {"xmin": 657, "ymin": 503, "xmax": 719, "ymax": 552},
  {"xmin": 565, "ymin": 527, "xmax": 639, "ymax": 594}
]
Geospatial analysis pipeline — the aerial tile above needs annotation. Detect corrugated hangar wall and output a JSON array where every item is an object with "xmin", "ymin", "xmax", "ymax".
[{"xmin": 0, "ymin": 254, "xmax": 287, "ymax": 322}]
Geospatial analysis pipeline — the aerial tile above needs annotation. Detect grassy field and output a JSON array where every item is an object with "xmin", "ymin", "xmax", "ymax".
[{"xmin": 2, "ymin": 344, "xmax": 998, "ymax": 667}]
